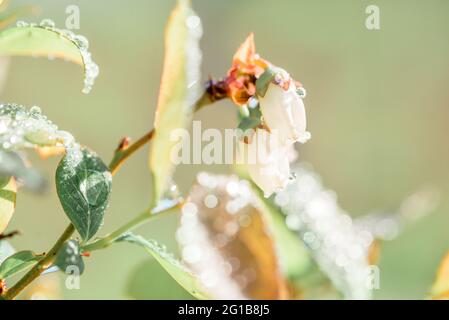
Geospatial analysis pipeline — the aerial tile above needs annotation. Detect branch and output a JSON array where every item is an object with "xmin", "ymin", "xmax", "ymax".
[{"xmin": 1, "ymin": 88, "xmax": 222, "ymax": 299}]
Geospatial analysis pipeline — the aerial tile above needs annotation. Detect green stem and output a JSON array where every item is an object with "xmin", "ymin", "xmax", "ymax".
[
  {"xmin": 2, "ymin": 224, "xmax": 75, "ymax": 300},
  {"xmin": 82, "ymin": 204, "xmax": 180, "ymax": 253},
  {"xmin": 2, "ymin": 90, "xmax": 217, "ymax": 299}
]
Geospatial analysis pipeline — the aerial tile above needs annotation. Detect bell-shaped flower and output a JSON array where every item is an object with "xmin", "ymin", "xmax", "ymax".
[
  {"xmin": 258, "ymin": 68, "xmax": 310, "ymax": 145},
  {"xmin": 237, "ymin": 128, "xmax": 291, "ymax": 197}
]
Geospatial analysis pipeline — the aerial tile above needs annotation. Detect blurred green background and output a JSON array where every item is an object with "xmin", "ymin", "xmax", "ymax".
[{"xmin": 2, "ymin": 0, "xmax": 449, "ymax": 299}]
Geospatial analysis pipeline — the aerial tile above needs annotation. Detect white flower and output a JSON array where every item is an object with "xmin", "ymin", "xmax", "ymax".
[
  {"xmin": 237, "ymin": 128, "xmax": 291, "ymax": 197},
  {"xmin": 259, "ymin": 68, "xmax": 310, "ymax": 145}
]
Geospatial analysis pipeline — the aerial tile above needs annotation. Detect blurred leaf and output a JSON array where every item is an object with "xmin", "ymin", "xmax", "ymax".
[
  {"xmin": 54, "ymin": 240, "xmax": 84, "ymax": 275},
  {"xmin": 127, "ymin": 259, "xmax": 194, "ymax": 300},
  {"xmin": 117, "ymin": 232, "xmax": 209, "ymax": 300},
  {"xmin": 250, "ymin": 183, "xmax": 312, "ymax": 281},
  {"xmin": 0, "ymin": 150, "xmax": 44, "ymax": 190},
  {"xmin": 430, "ymin": 251, "xmax": 449, "ymax": 300},
  {"xmin": 149, "ymin": 0, "xmax": 202, "ymax": 204},
  {"xmin": 0, "ymin": 250, "xmax": 42, "ymax": 279},
  {"xmin": 0, "ymin": 0, "xmax": 9, "ymax": 13},
  {"xmin": 180, "ymin": 173, "xmax": 289, "ymax": 299},
  {"xmin": 0, "ymin": 175, "xmax": 16, "ymax": 234},
  {"xmin": 55, "ymin": 148, "xmax": 112, "ymax": 241}
]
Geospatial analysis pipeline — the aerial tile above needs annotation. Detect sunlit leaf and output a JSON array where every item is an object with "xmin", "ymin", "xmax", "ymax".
[
  {"xmin": 117, "ymin": 232, "xmax": 209, "ymax": 300},
  {"xmin": 149, "ymin": 0, "xmax": 202, "ymax": 204},
  {"xmin": 0, "ymin": 250, "xmax": 42, "ymax": 279},
  {"xmin": 0, "ymin": 103, "xmax": 69, "ymax": 150},
  {"xmin": 430, "ymin": 251, "xmax": 449, "ymax": 300},
  {"xmin": 54, "ymin": 240, "xmax": 84, "ymax": 275},
  {"xmin": 179, "ymin": 173, "xmax": 288, "ymax": 299},
  {"xmin": 126, "ymin": 259, "xmax": 194, "ymax": 300},
  {"xmin": 55, "ymin": 147, "xmax": 112, "ymax": 241},
  {"xmin": 0, "ymin": 175, "xmax": 15, "ymax": 234},
  {"xmin": 0, "ymin": 21, "xmax": 99, "ymax": 93},
  {"xmin": 0, "ymin": 103, "xmax": 80, "ymax": 190}
]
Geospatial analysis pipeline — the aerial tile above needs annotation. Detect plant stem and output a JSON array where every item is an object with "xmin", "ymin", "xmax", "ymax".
[
  {"xmin": 82, "ymin": 204, "xmax": 180, "ymax": 253},
  {"xmin": 109, "ymin": 129, "xmax": 154, "ymax": 175},
  {"xmin": 2, "ymin": 224, "xmax": 75, "ymax": 300},
  {"xmin": 2, "ymin": 90, "xmax": 218, "ymax": 299}
]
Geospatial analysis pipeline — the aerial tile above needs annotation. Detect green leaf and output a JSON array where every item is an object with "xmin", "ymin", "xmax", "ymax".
[
  {"xmin": 255, "ymin": 68, "xmax": 276, "ymax": 97},
  {"xmin": 0, "ymin": 175, "xmax": 16, "ymax": 234},
  {"xmin": 127, "ymin": 259, "xmax": 194, "ymax": 300},
  {"xmin": 56, "ymin": 147, "xmax": 112, "ymax": 241},
  {"xmin": 149, "ymin": 0, "xmax": 203, "ymax": 204},
  {"xmin": 117, "ymin": 233, "xmax": 209, "ymax": 300},
  {"xmin": 0, "ymin": 250, "xmax": 42, "ymax": 279},
  {"xmin": 54, "ymin": 240, "xmax": 84, "ymax": 275},
  {"xmin": 0, "ymin": 21, "xmax": 99, "ymax": 93}
]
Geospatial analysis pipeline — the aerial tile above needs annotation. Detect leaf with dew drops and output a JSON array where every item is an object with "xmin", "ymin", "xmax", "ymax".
[
  {"xmin": 0, "ymin": 19, "xmax": 99, "ymax": 93},
  {"xmin": 55, "ymin": 147, "xmax": 112, "ymax": 242},
  {"xmin": 149, "ymin": 0, "xmax": 202, "ymax": 205},
  {"xmin": 179, "ymin": 173, "xmax": 289, "ymax": 299},
  {"xmin": 0, "ymin": 175, "xmax": 16, "ymax": 234},
  {"xmin": 117, "ymin": 232, "xmax": 209, "ymax": 300},
  {"xmin": 0, "ymin": 102, "xmax": 80, "ymax": 190}
]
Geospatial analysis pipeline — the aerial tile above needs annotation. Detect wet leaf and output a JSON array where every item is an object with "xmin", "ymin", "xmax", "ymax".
[
  {"xmin": 179, "ymin": 173, "xmax": 288, "ymax": 299},
  {"xmin": 149, "ymin": 0, "xmax": 202, "ymax": 204},
  {"xmin": 0, "ymin": 22, "xmax": 99, "ymax": 93},
  {"xmin": 54, "ymin": 240, "xmax": 84, "ymax": 275},
  {"xmin": 55, "ymin": 147, "xmax": 112, "ymax": 241},
  {"xmin": 118, "ymin": 232, "xmax": 209, "ymax": 300},
  {"xmin": 0, "ymin": 103, "xmax": 88, "ymax": 190},
  {"xmin": 0, "ymin": 103, "xmax": 71, "ymax": 151},
  {"xmin": 0, "ymin": 250, "xmax": 42, "ymax": 279},
  {"xmin": 430, "ymin": 251, "xmax": 449, "ymax": 300},
  {"xmin": 0, "ymin": 175, "xmax": 16, "ymax": 234}
]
